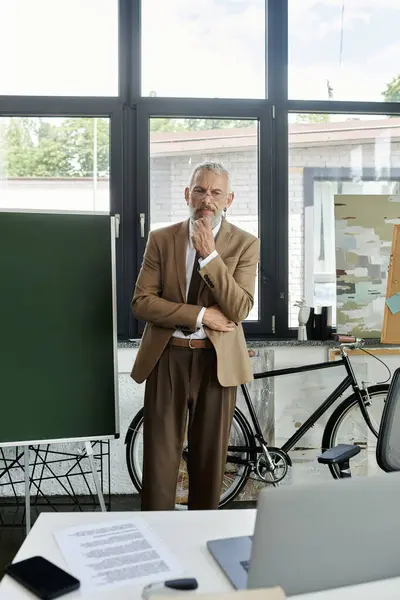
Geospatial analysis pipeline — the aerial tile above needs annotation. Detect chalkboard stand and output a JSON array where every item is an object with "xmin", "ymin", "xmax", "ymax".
[
  {"xmin": 23, "ymin": 448, "xmax": 30, "ymax": 534},
  {"xmin": 0, "ymin": 442, "xmax": 111, "ymax": 530},
  {"xmin": 84, "ymin": 441, "xmax": 107, "ymax": 513},
  {"xmin": 22, "ymin": 442, "xmax": 107, "ymax": 535}
]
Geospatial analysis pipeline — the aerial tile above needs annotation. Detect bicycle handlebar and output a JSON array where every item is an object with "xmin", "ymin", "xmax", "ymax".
[
  {"xmin": 332, "ymin": 334, "xmax": 364, "ymax": 350},
  {"xmin": 332, "ymin": 334, "xmax": 357, "ymax": 343}
]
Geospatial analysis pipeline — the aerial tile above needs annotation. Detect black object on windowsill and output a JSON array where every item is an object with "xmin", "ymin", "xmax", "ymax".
[
  {"xmin": 307, "ymin": 306, "xmax": 332, "ymax": 341},
  {"xmin": 306, "ymin": 308, "xmax": 315, "ymax": 340}
]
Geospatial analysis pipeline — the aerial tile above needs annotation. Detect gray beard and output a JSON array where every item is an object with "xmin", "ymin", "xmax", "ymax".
[{"xmin": 189, "ymin": 208, "xmax": 223, "ymax": 229}]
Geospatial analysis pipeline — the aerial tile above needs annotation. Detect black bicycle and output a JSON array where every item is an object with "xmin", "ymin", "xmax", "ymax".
[{"xmin": 125, "ymin": 335, "xmax": 389, "ymax": 508}]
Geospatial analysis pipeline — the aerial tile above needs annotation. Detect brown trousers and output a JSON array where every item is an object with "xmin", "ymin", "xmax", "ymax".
[{"xmin": 141, "ymin": 345, "xmax": 237, "ymax": 511}]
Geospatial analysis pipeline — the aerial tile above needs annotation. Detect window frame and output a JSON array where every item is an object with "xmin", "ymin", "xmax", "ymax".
[
  {"xmin": 129, "ymin": 100, "xmax": 275, "ymax": 339},
  {"xmin": 277, "ymin": 106, "xmax": 400, "ymax": 339},
  {"xmin": 3, "ymin": 1, "xmax": 400, "ymax": 341}
]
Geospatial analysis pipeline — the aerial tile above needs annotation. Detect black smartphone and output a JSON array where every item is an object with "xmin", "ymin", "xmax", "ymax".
[{"xmin": 5, "ymin": 555, "xmax": 80, "ymax": 600}]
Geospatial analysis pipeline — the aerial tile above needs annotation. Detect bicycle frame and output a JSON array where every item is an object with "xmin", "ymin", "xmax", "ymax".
[{"xmin": 230, "ymin": 352, "xmax": 377, "ymax": 457}]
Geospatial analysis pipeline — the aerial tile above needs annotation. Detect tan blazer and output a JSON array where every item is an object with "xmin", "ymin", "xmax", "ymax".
[{"xmin": 130, "ymin": 218, "xmax": 260, "ymax": 387}]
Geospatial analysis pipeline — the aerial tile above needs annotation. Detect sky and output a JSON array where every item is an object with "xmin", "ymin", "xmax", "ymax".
[
  {"xmin": 0, "ymin": 0, "xmax": 118, "ymax": 96},
  {"xmin": 1, "ymin": 0, "xmax": 399, "ymax": 102},
  {"xmin": 0, "ymin": 0, "xmax": 399, "ymax": 103},
  {"xmin": 288, "ymin": 0, "xmax": 400, "ymax": 102}
]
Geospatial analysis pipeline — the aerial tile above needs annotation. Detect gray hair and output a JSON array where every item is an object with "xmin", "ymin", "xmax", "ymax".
[{"xmin": 189, "ymin": 161, "xmax": 232, "ymax": 192}]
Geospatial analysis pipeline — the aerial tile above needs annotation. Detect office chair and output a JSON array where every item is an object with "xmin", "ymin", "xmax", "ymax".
[{"xmin": 318, "ymin": 367, "xmax": 400, "ymax": 477}]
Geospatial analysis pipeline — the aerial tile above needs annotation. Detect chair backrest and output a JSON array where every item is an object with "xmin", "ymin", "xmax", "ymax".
[{"xmin": 376, "ymin": 367, "xmax": 400, "ymax": 472}]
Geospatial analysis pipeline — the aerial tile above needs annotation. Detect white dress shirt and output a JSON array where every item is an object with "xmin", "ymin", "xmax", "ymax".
[{"xmin": 172, "ymin": 218, "xmax": 221, "ymax": 340}]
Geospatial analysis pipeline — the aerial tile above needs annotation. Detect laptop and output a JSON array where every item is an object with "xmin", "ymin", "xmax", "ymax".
[{"xmin": 208, "ymin": 472, "xmax": 400, "ymax": 596}]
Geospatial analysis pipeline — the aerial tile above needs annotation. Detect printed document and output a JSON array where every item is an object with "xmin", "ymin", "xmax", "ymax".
[{"xmin": 54, "ymin": 518, "xmax": 183, "ymax": 591}]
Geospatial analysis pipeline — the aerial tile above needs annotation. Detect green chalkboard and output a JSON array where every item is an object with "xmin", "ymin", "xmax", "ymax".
[{"xmin": 0, "ymin": 211, "xmax": 118, "ymax": 445}]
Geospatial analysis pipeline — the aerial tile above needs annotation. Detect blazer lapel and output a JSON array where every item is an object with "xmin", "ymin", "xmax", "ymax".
[
  {"xmin": 215, "ymin": 217, "xmax": 232, "ymax": 258},
  {"xmin": 174, "ymin": 220, "xmax": 189, "ymax": 301}
]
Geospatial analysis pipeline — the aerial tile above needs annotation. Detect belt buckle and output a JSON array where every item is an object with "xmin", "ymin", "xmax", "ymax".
[{"xmin": 188, "ymin": 338, "xmax": 196, "ymax": 349}]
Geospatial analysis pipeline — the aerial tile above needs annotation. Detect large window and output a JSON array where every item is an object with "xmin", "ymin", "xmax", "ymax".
[
  {"xmin": 0, "ymin": 118, "xmax": 110, "ymax": 212},
  {"xmin": 2, "ymin": 1, "xmax": 400, "ymax": 339},
  {"xmin": 149, "ymin": 118, "xmax": 260, "ymax": 321},
  {"xmin": 0, "ymin": 0, "xmax": 118, "ymax": 96},
  {"xmin": 141, "ymin": 0, "xmax": 266, "ymax": 98},
  {"xmin": 288, "ymin": 113, "xmax": 399, "ymax": 329}
]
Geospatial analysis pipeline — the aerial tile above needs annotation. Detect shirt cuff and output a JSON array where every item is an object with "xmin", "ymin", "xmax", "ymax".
[
  {"xmin": 199, "ymin": 250, "xmax": 218, "ymax": 269},
  {"xmin": 196, "ymin": 307, "xmax": 207, "ymax": 329}
]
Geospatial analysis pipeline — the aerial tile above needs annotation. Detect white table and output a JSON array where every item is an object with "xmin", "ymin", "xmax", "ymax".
[{"xmin": 1, "ymin": 510, "xmax": 400, "ymax": 600}]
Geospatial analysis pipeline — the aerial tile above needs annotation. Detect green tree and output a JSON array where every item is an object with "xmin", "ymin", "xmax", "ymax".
[
  {"xmin": 149, "ymin": 118, "xmax": 186, "ymax": 133},
  {"xmin": 5, "ymin": 118, "xmax": 36, "ymax": 176},
  {"xmin": 59, "ymin": 118, "xmax": 110, "ymax": 177},
  {"xmin": 31, "ymin": 118, "xmax": 71, "ymax": 177},
  {"xmin": 295, "ymin": 113, "xmax": 330, "ymax": 124},
  {"xmin": 150, "ymin": 117, "xmax": 254, "ymax": 133},
  {"xmin": 182, "ymin": 118, "xmax": 253, "ymax": 130},
  {"xmin": 3, "ymin": 117, "xmax": 109, "ymax": 178},
  {"xmin": 30, "ymin": 136, "xmax": 71, "ymax": 177},
  {"xmin": 382, "ymin": 74, "xmax": 400, "ymax": 102}
]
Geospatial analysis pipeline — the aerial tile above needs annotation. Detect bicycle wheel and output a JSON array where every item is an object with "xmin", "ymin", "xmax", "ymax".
[
  {"xmin": 125, "ymin": 406, "xmax": 253, "ymax": 509},
  {"xmin": 322, "ymin": 384, "xmax": 389, "ymax": 479}
]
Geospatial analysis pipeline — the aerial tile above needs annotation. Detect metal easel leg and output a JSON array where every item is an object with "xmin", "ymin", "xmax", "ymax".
[
  {"xmin": 24, "ymin": 446, "xmax": 31, "ymax": 535},
  {"xmin": 84, "ymin": 441, "xmax": 106, "ymax": 512}
]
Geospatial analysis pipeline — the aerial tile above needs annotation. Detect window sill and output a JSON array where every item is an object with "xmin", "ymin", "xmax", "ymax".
[{"xmin": 117, "ymin": 338, "xmax": 387, "ymax": 349}]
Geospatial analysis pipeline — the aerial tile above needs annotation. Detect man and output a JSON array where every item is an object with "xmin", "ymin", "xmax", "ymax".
[{"xmin": 131, "ymin": 161, "xmax": 259, "ymax": 511}]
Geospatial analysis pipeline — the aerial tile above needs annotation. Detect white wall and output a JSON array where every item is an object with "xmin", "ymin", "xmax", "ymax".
[
  {"xmin": 2, "ymin": 344, "xmax": 396, "ymax": 498},
  {"xmin": 115, "ymin": 344, "xmax": 400, "ymax": 492}
]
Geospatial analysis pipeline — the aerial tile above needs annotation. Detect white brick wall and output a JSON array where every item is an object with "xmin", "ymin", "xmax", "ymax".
[{"xmin": 150, "ymin": 150, "xmax": 258, "ymax": 226}]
